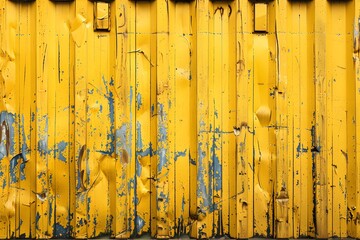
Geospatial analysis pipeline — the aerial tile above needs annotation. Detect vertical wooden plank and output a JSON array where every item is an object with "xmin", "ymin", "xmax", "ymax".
[
  {"xmin": 219, "ymin": 2, "xmax": 233, "ymax": 237},
  {"xmin": 234, "ymin": 0, "xmax": 253, "ymax": 238},
  {"xmin": 4, "ymin": 2, "xmax": 21, "ymax": 238},
  {"xmin": 290, "ymin": 2, "xmax": 301, "ymax": 238},
  {"xmin": 348, "ymin": 0, "xmax": 360, "ymax": 238},
  {"xmin": 189, "ymin": 0, "xmax": 198, "ymax": 237},
  {"xmin": 274, "ymin": 0, "xmax": 292, "ymax": 238},
  {"xmin": 173, "ymin": 2, "xmax": 191, "ymax": 236},
  {"xmin": 291, "ymin": 2, "xmax": 316, "ymax": 237},
  {"xmin": 86, "ymin": 0, "xmax": 113, "ymax": 234},
  {"xmin": 314, "ymin": 0, "xmax": 329, "ymax": 237},
  {"xmin": 114, "ymin": 0, "xmax": 136, "ymax": 236},
  {"xmin": 155, "ymin": 0, "xmax": 175, "ymax": 236},
  {"xmin": 329, "ymin": 2, "xmax": 348, "ymax": 237},
  {"xmin": 18, "ymin": 2, "xmax": 35, "ymax": 238},
  {"xmin": 252, "ymin": 3, "xmax": 275, "ymax": 237},
  {"xmin": 211, "ymin": 2, "xmax": 223, "ymax": 236},
  {"xmin": 223, "ymin": 0, "xmax": 236, "ymax": 236},
  {"xmin": 196, "ymin": 0, "xmax": 213, "ymax": 237},
  {"xmin": 0, "ymin": 0, "xmax": 8, "ymax": 237},
  {"xmin": 150, "ymin": 0, "xmax": 158, "ymax": 237},
  {"xmin": 114, "ymin": 0, "xmax": 136, "ymax": 237},
  {"xmin": 45, "ymin": 2, "xmax": 57, "ymax": 238},
  {"xmin": 53, "ymin": 4, "xmax": 73, "ymax": 237},
  {"xmin": 35, "ymin": 0, "xmax": 51, "ymax": 236},
  {"xmin": 134, "ymin": 2, "xmax": 152, "ymax": 235},
  {"xmin": 355, "ymin": 0, "xmax": 360, "ymax": 238},
  {"xmin": 72, "ymin": 0, "xmax": 88, "ymax": 236},
  {"xmin": 68, "ymin": 0, "xmax": 76, "ymax": 238}
]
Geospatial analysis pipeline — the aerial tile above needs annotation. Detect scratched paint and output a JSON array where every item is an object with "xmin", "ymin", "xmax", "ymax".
[{"xmin": 0, "ymin": 0, "xmax": 360, "ymax": 238}]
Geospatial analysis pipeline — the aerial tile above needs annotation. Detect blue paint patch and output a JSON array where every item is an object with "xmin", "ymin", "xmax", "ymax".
[
  {"xmin": 182, "ymin": 195, "xmax": 185, "ymax": 212},
  {"xmin": 296, "ymin": 142, "xmax": 308, "ymax": 158},
  {"xmin": 157, "ymin": 103, "xmax": 168, "ymax": 172},
  {"xmin": 10, "ymin": 154, "xmax": 27, "ymax": 183},
  {"xmin": 49, "ymin": 199, "xmax": 53, "ymax": 224},
  {"xmin": 189, "ymin": 153, "xmax": 196, "ymax": 165},
  {"xmin": 159, "ymin": 125, "xmax": 167, "ymax": 142},
  {"xmin": 174, "ymin": 149, "xmax": 187, "ymax": 161},
  {"xmin": 133, "ymin": 195, "xmax": 139, "ymax": 205},
  {"xmin": 87, "ymin": 197, "xmax": 91, "ymax": 214},
  {"xmin": 211, "ymin": 136, "xmax": 222, "ymax": 192},
  {"xmin": 0, "ymin": 111, "xmax": 16, "ymax": 159},
  {"xmin": 102, "ymin": 76, "xmax": 115, "ymax": 156},
  {"xmin": 136, "ymin": 122, "xmax": 143, "ymax": 149},
  {"xmin": 20, "ymin": 115, "xmax": 28, "ymax": 162},
  {"xmin": 116, "ymin": 124, "xmax": 129, "ymax": 156},
  {"xmin": 197, "ymin": 142, "xmax": 212, "ymax": 212},
  {"xmin": 37, "ymin": 172, "xmax": 45, "ymax": 179},
  {"xmin": 0, "ymin": 170, "xmax": 3, "ymax": 177},
  {"xmin": 136, "ymin": 157, "xmax": 142, "ymax": 177},
  {"xmin": 158, "ymin": 191, "xmax": 169, "ymax": 211},
  {"xmin": 151, "ymin": 104, "xmax": 155, "ymax": 116},
  {"xmin": 35, "ymin": 212, "xmax": 40, "ymax": 230},
  {"xmin": 56, "ymin": 141, "xmax": 68, "ymax": 162},
  {"xmin": 128, "ymin": 178, "xmax": 135, "ymax": 190},
  {"xmin": 158, "ymin": 148, "xmax": 167, "ymax": 172},
  {"xmin": 130, "ymin": 86, "xmax": 134, "ymax": 105},
  {"xmin": 38, "ymin": 139, "xmax": 48, "ymax": 157},
  {"xmin": 53, "ymin": 223, "xmax": 70, "ymax": 238},
  {"xmin": 158, "ymin": 103, "xmax": 164, "ymax": 120},
  {"xmin": 136, "ymin": 93, "xmax": 142, "ymax": 110},
  {"xmin": 86, "ymin": 149, "xmax": 90, "ymax": 185},
  {"xmin": 137, "ymin": 144, "xmax": 154, "ymax": 157},
  {"xmin": 135, "ymin": 215, "xmax": 145, "ymax": 234},
  {"xmin": 2, "ymin": 179, "xmax": 6, "ymax": 188}
]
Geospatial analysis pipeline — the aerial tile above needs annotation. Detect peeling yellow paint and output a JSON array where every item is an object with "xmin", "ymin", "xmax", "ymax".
[{"xmin": 0, "ymin": 0, "xmax": 360, "ymax": 238}]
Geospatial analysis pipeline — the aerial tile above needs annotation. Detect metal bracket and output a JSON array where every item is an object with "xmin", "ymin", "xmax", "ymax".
[
  {"xmin": 254, "ymin": 3, "xmax": 268, "ymax": 33},
  {"xmin": 93, "ymin": 1, "xmax": 111, "ymax": 31}
]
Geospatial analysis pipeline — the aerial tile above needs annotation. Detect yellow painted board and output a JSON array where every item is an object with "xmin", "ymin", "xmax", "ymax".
[
  {"xmin": 51, "ymin": 4, "xmax": 73, "ymax": 238},
  {"xmin": 274, "ymin": 0, "xmax": 292, "ymax": 238},
  {"xmin": 150, "ymin": 0, "xmax": 158, "ymax": 236},
  {"xmin": 220, "ymin": 1, "xmax": 234, "ymax": 236},
  {"xmin": 114, "ymin": 0, "xmax": 136, "ymax": 237},
  {"xmin": 314, "ymin": 0, "xmax": 329, "ymax": 237},
  {"xmin": 348, "ymin": 0, "xmax": 360, "ymax": 238},
  {"xmin": 109, "ymin": 1, "xmax": 117, "ymax": 236},
  {"xmin": 223, "ymin": 0, "xmax": 236, "ymax": 236},
  {"xmin": 18, "ymin": 2, "xmax": 37, "ymax": 238},
  {"xmin": 235, "ymin": 1, "xmax": 254, "ymax": 238},
  {"xmin": 253, "ymin": 34, "xmax": 275, "ymax": 237},
  {"xmin": 188, "ymin": 0, "xmax": 198, "ymax": 238},
  {"xmin": 155, "ymin": 0, "xmax": 175, "ymax": 237},
  {"xmin": 354, "ymin": 0, "xmax": 360, "ymax": 237},
  {"xmin": 196, "ymin": 0, "xmax": 213, "ymax": 238},
  {"xmin": 290, "ymin": 2, "xmax": 301, "ymax": 238},
  {"xmin": 329, "ymin": 2, "xmax": 348, "ymax": 237},
  {"xmin": 0, "ymin": 0, "xmax": 7, "ymax": 237},
  {"xmin": 134, "ymin": 2, "xmax": 151, "ymax": 235},
  {"xmin": 73, "ymin": 0, "xmax": 89, "ymax": 237},
  {"xmin": 35, "ymin": 0, "xmax": 52, "ymax": 236},
  {"xmin": 86, "ymin": 2, "xmax": 114, "ymax": 235},
  {"xmin": 173, "ymin": 2, "xmax": 191, "ymax": 236},
  {"xmin": 4, "ymin": 2, "xmax": 21, "ymax": 238}
]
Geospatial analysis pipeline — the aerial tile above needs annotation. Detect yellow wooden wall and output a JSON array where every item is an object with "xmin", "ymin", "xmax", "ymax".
[{"xmin": 0, "ymin": 0, "xmax": 359, "ymax": 238}]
